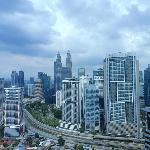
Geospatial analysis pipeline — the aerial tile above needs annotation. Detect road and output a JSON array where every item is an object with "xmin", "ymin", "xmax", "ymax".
[{"xmin": 24, "ymin": 109, "xmax": 144, "ymax": 150}]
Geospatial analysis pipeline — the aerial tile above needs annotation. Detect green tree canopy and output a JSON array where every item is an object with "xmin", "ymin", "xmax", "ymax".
[{"xmin": 58, "ymin": 136, "xmax": 65, "ymax": 146}]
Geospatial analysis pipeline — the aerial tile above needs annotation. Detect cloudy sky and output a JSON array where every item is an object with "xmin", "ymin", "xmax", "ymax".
[{"xmin": 0, "ymin": 0, "xmax": 150, "ymax": 79}]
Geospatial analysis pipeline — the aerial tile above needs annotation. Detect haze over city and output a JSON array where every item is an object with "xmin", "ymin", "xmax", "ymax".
[{"xmin": 0, "ymin": 0, "xmax": 150, "ymax": 78}]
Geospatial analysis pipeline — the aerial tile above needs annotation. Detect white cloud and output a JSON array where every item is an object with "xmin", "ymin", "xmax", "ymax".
[{"xmin": 1, "ymin": 0, "xmax": 150, "ymax": 78}]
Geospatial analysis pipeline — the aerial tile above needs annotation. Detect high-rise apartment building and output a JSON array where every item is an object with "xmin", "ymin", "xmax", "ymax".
[
  {"xmin": 4, "ymin": 86, "xmax": 24, "ymax": 138},
  {"xmin": 62, "ymin": 78, "xmax": 80, "ymax": 124},
  {"xmin": 104, "ymin": 52, "xmax": 140, "ymax": 138},
  {"xmin": 54, "ymin": 51, "xmax": 72, "ymax": 92},
  {"xmin": 144, "ymin": 65, "xmax": 150, "ymax": 107}
]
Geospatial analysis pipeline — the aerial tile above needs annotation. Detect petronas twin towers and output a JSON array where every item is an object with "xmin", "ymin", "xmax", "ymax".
[{"xmin": 54, "ymin": 51, "xmax": 72, "ymax": 92}]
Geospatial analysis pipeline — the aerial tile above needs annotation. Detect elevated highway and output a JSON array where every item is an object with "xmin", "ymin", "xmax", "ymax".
[{"xmin": 24, "ymin": 109, "xmax": 144, "ymax": 149}]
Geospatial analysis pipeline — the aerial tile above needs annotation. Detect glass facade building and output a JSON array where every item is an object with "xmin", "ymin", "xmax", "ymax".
[
  {"xmin": 144, "ymin": 108, "xmax": 150, "ymax": 150},
  {"xmin": 0, "ymin": 78, "xmax": 4, "ymax": 124},
  {"xmin": 38, "ymin": 72, "xmax": 51, "ymax": 103},
  {"xmin": 104, "ymin": 52, "xmax": 140, "ymax": 138},
  {"xmin": 18, "ymin": 71, "xmax": 24, "ymax": 87},
  {"xmin": 78, "ymin": 68, "xmax": 85, "ymax": 79},
  {"xmin": 144, "ymin": 65, "xmax": 150, "ymax": 107},
  {"xmin": 11, "ymin": 71, "xmax": 19, "ymax": 87},
  {"xmin": 85, "ymin": 84, "xmax": 100, "ymax": 132}
]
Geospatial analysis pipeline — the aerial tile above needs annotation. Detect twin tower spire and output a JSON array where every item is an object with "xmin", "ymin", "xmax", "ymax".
[
  {"xmin": 54, "ymin": 51, "xmax": 72, "ymax": 91},
  {"xmin": 56, "ymin": 50, "xmax": 72, "ymax": 69}
]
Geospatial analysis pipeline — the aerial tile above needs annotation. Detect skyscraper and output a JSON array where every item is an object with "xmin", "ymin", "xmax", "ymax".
[
  {"xmin": 79, "ymin": 75, "xmax": 90, "ymax": 123},
  {"xmin": 104, "ymin": 52, "xmax": 140, "ymax": 138},
  {"xmin": 30, "ymin": 77, "xmax": 34, "ymax": 84},
  {"xmin": 93, "ymin": 68, "xmax": 105, "ymax": 132},
  {"xmin": 38, "ymin": 72, "xmax": 51, "ymax": 103},
  {"xmin": 18, "ymin": 71, "xmax": 24, "ymax": 87},
  {"xmin": 78, "ymin": 68, "xmax": 85, "ymax": 79},
  {"xmin": 4, "ymin": 86, "xmax": 24, "ymax": 138},
  {"xmin": 11, "ymin": 71, "xmax": 18, "ymax": 87},
  {"xmin": 144, "ymin": 65, "xmax": 150, "ymax": 107},
  {"xmin": 139, "ymin": 71, "xmax": 144, "ymax": 109},
  {"xmin": 0, "ymin": 78, "xmax": 4, "ymax": 108},
  {"xmin": 54, "ymin": 52, "xmax": 62, "ymax": 92},
  {"xmin": 54, "ymin": 51, "xmax": 72, "ymax": 92},
  {"xmin": 144, "ymin": 108, "xmax": 150, "ymax": 149},
  {"xmin": 0, "ymin": 78, "xmax": 4, "ymax": 124},
  {"xmin": 66, "ymin": 50, "xmax": 72, "ymax": 77}
]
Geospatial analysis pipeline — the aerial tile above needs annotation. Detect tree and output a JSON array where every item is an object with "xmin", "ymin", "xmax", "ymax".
[
  {"xmin": 58, "ymin": 136, "xmax": 65, "ymax": 146},
  {"xmin": 0, "ymin": 125, "xmax": 4, "ymax": 138},
  {"xmin": 35, "ymin": 132, "xmax": 39, "ymax": 138},
  {"xmin": 51, "ymin": 106, "xmax": 62, "ymax": 119},
  {"xmin": 26, "ymin": 137, "xmax": 33, "ymax": 146},
  {"xmin": 78, "ymin": 145, "xmax": 84, "ymax": 150},
  {"xmin": 79, "ymin": 122, "xmax": 85, "ymax": 133},
  {"xmin": 41, "ymin": 103, "xmax": 49, "ymax": 116},
  {"xmin": 74, "ymin": 144, "xmax": 84, "ymax": 150},
  {"xmin": 48, "ymin": 146, "xmax": 52, "ymax": 150},
  {"xmin": 35, "ymin": 140, "xmax": 40, "ymax": 147}
]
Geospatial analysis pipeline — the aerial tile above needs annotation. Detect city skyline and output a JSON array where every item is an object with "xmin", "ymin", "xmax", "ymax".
[{"xmin": 0, "ymin": 0, "xmax": 150, "ymax": 78}]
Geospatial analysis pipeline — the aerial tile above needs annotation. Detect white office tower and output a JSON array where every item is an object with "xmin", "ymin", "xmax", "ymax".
[
  {"xmin": 79, "ymin": 75, "xmax": 90, "ymax": 123},
  {"xmin": 85, "ymin": 83, "xmax": 100, "ymax": 132},
  {"xmin": 62, "ymin": 78, "xmax": 80, "ymax": 124},
  {"xmin": 0, "ymin": 78, "xmax": 4, "ymax": 125},
  {"xmin": 56, "ymin": 90, "xmax": 62, "ymax": 108},
  {"xmin": 4, "ymin": 87, "xmax": 24, "ymax": 138},
  {"xmin": 104, "ymin": 52, "xmax": 140, "ymax": 138}
]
